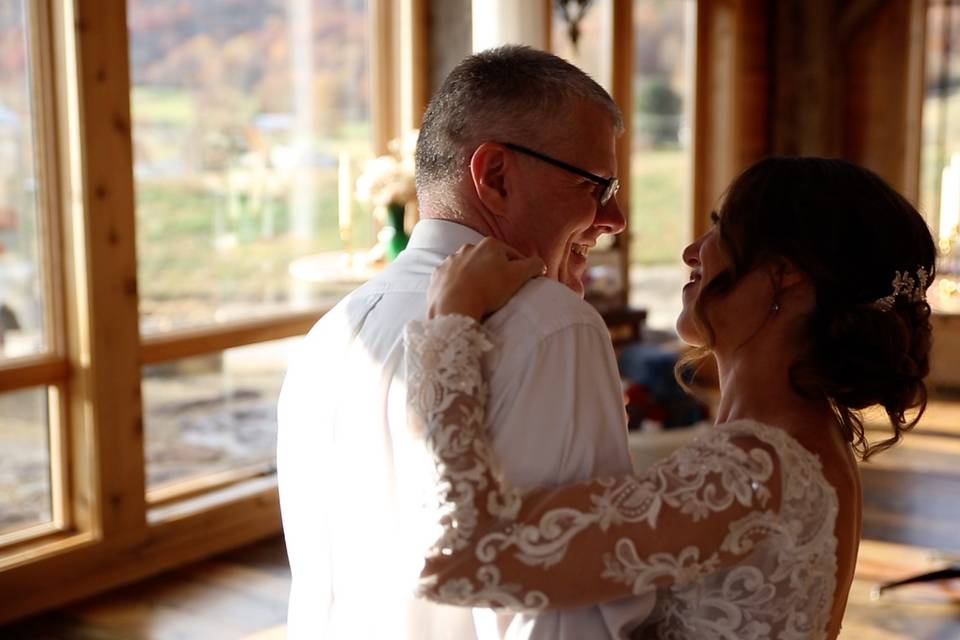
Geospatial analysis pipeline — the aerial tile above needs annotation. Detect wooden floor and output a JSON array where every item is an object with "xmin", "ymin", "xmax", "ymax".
[
  {"xmin": 861, "ymin": 399, "xmax": 960, "ymax": 552},
  {"xmin": 0, "ymin": 537, "xmax": 291, "ymax": 640},
  {"xmin": 2, "ymin": 535, "xmax": 959, "ymax": 639},
  {"xmin": 3, "ymin": 399, "xmax": 960, "ymax": 639}
]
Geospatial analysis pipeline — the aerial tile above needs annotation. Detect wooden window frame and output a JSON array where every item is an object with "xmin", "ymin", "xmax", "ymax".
[{"xmin": 0, "ymin": 0, "xmax": 428, "ymax": 623}]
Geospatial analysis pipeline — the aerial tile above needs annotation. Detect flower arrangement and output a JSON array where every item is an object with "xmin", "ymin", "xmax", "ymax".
[
  {"xmin": 356, "ymin": 129, "xmax": 419, "ymax": 261},
  {"xmin": 355, "ymin": 130, "xmax": 418, "ymax": 208},
  {"xmin": 355, "ymin": 130, "xmax": 418, "ymax": 261}
]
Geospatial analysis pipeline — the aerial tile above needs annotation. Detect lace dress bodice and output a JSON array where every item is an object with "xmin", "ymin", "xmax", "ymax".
[{"xmin": 405, "ymin": 315, "xmax": 840, "ymax": 640}]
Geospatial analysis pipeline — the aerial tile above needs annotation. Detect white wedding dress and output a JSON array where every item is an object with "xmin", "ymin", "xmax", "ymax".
[{"xmin": 405, "ymin": 315, "xmax": 840, "ymax": 640}]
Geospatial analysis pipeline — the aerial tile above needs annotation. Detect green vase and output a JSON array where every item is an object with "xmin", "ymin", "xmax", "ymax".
[{"xmin": 384, "ymin": 202, "xmax": 409, "ymax": 261}]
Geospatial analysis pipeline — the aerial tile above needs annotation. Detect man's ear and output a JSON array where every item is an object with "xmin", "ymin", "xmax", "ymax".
[{"xmin": 469, "ymin": 142, "xmax": 510, "ymax": 216}]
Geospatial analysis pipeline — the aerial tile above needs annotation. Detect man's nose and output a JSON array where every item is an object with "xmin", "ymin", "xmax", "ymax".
[{"xmin": 594, "ymin": 196, "xmax": 626, "ymax": 235}]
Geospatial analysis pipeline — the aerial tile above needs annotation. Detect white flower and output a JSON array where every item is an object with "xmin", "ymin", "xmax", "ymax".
[{"xmin": 355, "ymin": 130, "xmax": 418, "ymax": 207}]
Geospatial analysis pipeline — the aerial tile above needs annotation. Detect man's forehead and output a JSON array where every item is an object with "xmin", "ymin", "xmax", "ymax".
[{"xmin": 560, "ymin": 122, "xmax": 618, "ymax": 171}]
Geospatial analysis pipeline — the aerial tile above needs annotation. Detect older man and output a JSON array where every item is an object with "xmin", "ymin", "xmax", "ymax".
[{"xmin": 278, "ymin": 45, "xmax": 650, "ymax": 639}]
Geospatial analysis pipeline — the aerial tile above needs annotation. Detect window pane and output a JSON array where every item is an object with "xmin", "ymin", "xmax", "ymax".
[
  {"xmin": 0, "ymin": 2, "xmax": 47, "ymax": 359},
  {"xmin": 129, "ymin": 1, "xmax": 373, "ymax": 335},
  {"xmin": 921, "ymin": 2, "xmax": 960, "ymax": 312},
  {"xmin": 142, "ymin": 337, "xmax": 298, "ymax": 491},
  {"xmin": 0, "ymin": 387, "xmax": 52, "ymax": 536},
  {"xmin": 629, "ymin": 0, "xmax": 695, "ymax": 329}
]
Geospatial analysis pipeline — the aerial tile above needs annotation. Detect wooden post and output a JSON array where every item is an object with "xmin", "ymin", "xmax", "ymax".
[
  {"xmin": 61, "ymin": 0, "xmax": 146, "ymax": 537},
  {"xmin": 612, "ymin": 0, "xmax": 632, "ymax": 306},
  {"xmin": 371, "ymin": 0, "xmax": 396, "ymax": 155},
  {"xmin": 769, "ymin": 0, "xmax": 842, "ymax": 156},
  {"xmin": 842, "ymin": 0, "xmax": 927, "ymax": 200},
  {"xmin": 692, "ymin": 0, "xmax": 771, "ymax": 240}
]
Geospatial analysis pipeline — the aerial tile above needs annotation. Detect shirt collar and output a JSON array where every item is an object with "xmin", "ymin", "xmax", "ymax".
[{"xmin": 406, "ymin": 219, "xmax": 487, "ymax": 255}]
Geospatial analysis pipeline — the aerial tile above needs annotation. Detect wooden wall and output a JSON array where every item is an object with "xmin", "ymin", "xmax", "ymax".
[{"xmin": 694, "ymin": 0, "xmax": 927, "ymax": 237}]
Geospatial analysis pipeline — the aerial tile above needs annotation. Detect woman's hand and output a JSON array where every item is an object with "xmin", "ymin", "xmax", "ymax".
[{"xmin": 427, "ymin": 237, "xmax": 546, "ymax": 321}]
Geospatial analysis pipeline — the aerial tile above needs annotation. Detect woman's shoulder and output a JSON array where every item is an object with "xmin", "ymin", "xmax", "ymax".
[
  {"xmin": 704, "ymin": 419, "xmax": 840, "ymax": 518},
  {"xmin": 696, "ymin": 420, "xmax": 835, "ymax": 494},
  {"xmin": 710, "ymin": 419, "xmax": 821, "ymax": 459}
]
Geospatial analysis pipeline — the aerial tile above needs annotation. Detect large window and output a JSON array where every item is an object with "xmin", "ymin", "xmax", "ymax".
[
  {"xmin": 128, "ymin": 0, "xmax": 375, "ymax": 498},
  {"xmin": 130, "ymin": 0, "xmax": 375, "ymax": 335},
  {"xmin": 143, "ymin": 338, "xmax": 296, "ymax": 497},
  {"xmin": 0, "ymin": 0, "xmax": 416, "ymax": 623},
  {"xmin": 921, "ymin": 1, "xmax": 960, "ymax": 312}
]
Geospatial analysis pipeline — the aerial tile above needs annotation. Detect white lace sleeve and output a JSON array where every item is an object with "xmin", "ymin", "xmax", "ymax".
[{"xmin": 405, "ymin": 316, "xmax": 837, "ymax": 638}]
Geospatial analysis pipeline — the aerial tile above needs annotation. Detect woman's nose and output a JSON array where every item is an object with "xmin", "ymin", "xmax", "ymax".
[{"xmin": 682, "ymin": 238, "xmax": 702, "ymax": 267}]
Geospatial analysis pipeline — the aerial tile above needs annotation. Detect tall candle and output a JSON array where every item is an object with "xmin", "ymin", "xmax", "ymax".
[
  {"xmin": 338, "ymin": 151, "xmax": 352, "ymax": 250},
  {"xmin": 940, "ymin": 154, "xmax": 960, "ymax": 246}
]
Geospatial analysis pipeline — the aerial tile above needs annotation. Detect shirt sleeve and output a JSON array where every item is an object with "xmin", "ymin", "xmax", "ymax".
[{"xmin": 404, "ymin": 315, "xmax": 783, "ymax": 612}]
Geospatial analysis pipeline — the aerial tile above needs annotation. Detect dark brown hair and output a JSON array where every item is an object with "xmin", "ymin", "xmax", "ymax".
[{"xmin": 679, "ymin": 157, "xmax": 936, "ymax": 460}]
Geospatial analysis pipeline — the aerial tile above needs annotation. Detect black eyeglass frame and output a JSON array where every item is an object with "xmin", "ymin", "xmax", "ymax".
[{"xmin": 502, "ymin": 142, "xmax": 620, "ymax": 206}]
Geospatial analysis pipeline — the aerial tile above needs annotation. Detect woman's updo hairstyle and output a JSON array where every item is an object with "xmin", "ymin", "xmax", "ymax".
[{"xmin": 691, "ymin": 157, "xmax": 936, "ymax": 459}]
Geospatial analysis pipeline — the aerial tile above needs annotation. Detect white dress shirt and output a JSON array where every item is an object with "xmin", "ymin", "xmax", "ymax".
[{"xmin": 278, "ymin": 219, "xmax": 653, "ymax": 639}]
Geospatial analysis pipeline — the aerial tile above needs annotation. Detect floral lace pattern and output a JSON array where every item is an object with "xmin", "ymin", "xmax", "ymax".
[{"xmin": 404, "ymin": 316, "xmax": 839, "ymax": 639}]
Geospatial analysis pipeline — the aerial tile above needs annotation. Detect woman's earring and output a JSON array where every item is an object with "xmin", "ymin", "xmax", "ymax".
[{"xmin": 771, "ymin": 301, "xmax": 780, "ymax": 315}]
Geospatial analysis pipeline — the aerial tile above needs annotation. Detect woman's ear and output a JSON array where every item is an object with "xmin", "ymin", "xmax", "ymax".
[
  {"xmin": 769, "ymin": 258, "xmax": 815, "ymax": 312},
  {"xmin": 776, "ymin": 259, "xmax": 806, "ymax": 290},
  {"xmin": 469, "ymin": 143, "xmax": 510, "ymax": 216}
]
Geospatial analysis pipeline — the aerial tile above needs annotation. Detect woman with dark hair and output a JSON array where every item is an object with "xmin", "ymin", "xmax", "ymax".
[{"xmin": 403, "ymin": 157, "xmax": 936, "ymax": 639}]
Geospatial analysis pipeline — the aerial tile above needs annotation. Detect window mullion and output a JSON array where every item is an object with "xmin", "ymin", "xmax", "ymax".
[
  {"xmin": 140, "ymin": 309, "xmax": 325, "ymax": 365},
  {"xmin": 612, "ymin": 0, "xmax": 633, "ymax": 302},
  {"xmin": 63, "ymin": 0, "xmax": 146, "ymax": 538}
]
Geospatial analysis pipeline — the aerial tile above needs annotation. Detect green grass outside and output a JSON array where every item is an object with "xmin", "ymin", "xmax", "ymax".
[
  {"xmin": 135, "ymin": 179, "xmax": 364, "ymax": 305},
  {"xmin": 629, "ymin": 147, "xmax": 690, "ymax": 265},
  {"xmin": 134, "ymin": 146, "xmax": 691, "ymax": 312},
  {"xmin": 131, "ymin": 87, "xmax": 198, "ymax": 126},
  {"xmin": 130, "ymin": 80, "xmax": 690, "ymax": 311}
]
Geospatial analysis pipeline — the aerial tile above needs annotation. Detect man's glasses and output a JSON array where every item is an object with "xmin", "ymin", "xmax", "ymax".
[{"xmin": 503, "ymin": 142, "xmax": 620, "ymax": 206}]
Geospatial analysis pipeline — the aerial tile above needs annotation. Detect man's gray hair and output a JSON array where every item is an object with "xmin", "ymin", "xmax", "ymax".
[{"xmin": 415, "ymin": 45, "xmax": 622, "ymax": 211}]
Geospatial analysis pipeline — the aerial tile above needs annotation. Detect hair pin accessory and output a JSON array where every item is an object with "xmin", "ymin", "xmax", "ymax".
[{"xmin": 871, "ymin": 267, "xmax": 930, "ymax": 312}]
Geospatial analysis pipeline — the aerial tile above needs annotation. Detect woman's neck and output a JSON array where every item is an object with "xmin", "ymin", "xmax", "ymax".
[{"xmin": 713, "ymin": 341, "xmax": 833, "ymax": 433}]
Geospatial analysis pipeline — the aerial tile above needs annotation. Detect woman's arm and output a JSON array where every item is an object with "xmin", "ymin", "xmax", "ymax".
[{"xmin": 406, "ymin": 314, "xmax": 783, "ymax": 612}]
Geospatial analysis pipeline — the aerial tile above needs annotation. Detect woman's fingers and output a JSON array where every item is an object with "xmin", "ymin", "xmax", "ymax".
[
  {"xmin": 499, "ymin": 256, "xmax": 546, "ymax": 299},
  {"xmin": 502, "ymin": 254, "xmax": 545, "ymax": 281},
  {"xmin": 511, "ymin": 255, "xmax": 547, "ymax": 281},
  {"xmin": 429, "ymin": 238, "xmax": 546, "ymax": 320},
  {"xmin": 477, "ymin": 236, "xmax": 525, "ymax": 261}
]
